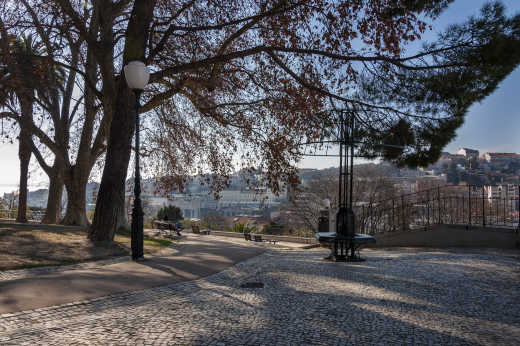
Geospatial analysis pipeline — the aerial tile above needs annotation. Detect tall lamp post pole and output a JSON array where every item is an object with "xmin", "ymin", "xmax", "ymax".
[{"xmin": 124, "ymin": 61, "xmax": 149, "ymax": 261}]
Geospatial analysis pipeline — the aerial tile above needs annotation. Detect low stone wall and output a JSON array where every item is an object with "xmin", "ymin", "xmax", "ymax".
[
  {"xmin": 366, "ymin": 224, "xmax": 520, "ymax": 249},
  {"xmin": 208, "ymin": 230, "xmax": 317, "ymax": 244}
]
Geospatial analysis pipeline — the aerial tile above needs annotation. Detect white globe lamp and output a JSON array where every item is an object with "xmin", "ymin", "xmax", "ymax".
[
  {"xmin": 123, "ymin": 60, "xmax": 149, "ymax": 261},
  {"xmin": 124, "ymin": 61, "xmax": 149, "ymax": 90}
]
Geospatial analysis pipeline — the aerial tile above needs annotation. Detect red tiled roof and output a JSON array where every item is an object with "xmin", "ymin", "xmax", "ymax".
[{"xmin": 487, "ymin": 153, "xmax": 519, "ymax": 158}]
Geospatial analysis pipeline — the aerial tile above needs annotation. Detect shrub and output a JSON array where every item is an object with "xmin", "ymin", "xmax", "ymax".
[
  {"xmin": 156, "ymin": 205, "xmax": 183, "ymax": 221},
  {"xmin": 181, "ymin": 219, "xmax": 194, "ymax": 229},
  {"xmin": 262, "ymin": 222, "xmax": 287, "ymax": 235},
  {"xmin": 226, "ymin": 222, "xmax": 257, "ymax": 234}
]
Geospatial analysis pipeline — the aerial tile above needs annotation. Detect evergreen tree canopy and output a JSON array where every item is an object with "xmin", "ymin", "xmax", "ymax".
[
  {"xmin": 356, "ymin": 2, "xmax": 520, "ymax": 167},
  {"xmin": 156, "ymin": 205, "xmax": 183, "ymax": 222}
]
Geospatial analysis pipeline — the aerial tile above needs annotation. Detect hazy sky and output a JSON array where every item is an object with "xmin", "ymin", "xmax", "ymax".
[{"xmin": 1, "ymin": 0, "xmax": 519, "ymax": 193}]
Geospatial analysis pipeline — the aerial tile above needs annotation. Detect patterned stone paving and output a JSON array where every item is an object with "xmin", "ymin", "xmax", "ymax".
[{"xmin": 0, "ymin": 247, "xmax": 519, "ymax": 345}]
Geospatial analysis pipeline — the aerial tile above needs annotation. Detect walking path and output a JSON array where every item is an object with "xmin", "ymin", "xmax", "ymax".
[
  {"xmin": 0, "ymin": 239, "xmax": 519, "ymax": 345},
  {"xmin": 0, "ymin": 234, "xmax": 266, "ymax": 314}
]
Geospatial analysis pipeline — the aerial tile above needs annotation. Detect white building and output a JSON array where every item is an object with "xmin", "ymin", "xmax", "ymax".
[
  {"xmin": 457, "ymin": 148, "xmax": 479, "ymax": 159},
  {"xmin": 131, "ymin": 193, "xmax": 203, "ymax": 219},
  {"xmin": 215, "ymin": 189, "xmax": 284, "ymax": 216},
  {"xmin": 159, "ymin": 194, "xmax": 203, "ymax": 219},
  {"xmin": 482, "ymin": 153, "xmax": 520, "ymax": 168},
  {"xmin": 218, "ymin": 189, "xmax": 280, "ymax": 207},
  {"xmin": 485, "ymin": 184, "xmax": 519, "ymax": 201},
  {"xmin": 439, "ymin": 152, "xmax": 465, "ymax": 163}
]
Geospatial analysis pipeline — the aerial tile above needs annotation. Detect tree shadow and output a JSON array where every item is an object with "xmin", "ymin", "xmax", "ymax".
[
  {"xmin": 187, "ymin": 249, "xmax": 519, "ymax": 344},
  {"xmin": 2, "ymin": 244, "xmax": 518, "ymax": 345},
  {"xmin": 0, "ymin": 236, "xmax": 265, "ymax": 314}
]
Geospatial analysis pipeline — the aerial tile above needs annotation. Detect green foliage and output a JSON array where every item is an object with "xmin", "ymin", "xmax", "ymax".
[
  {"xmin": 156, "ymin": 205, "xmax": 183, "ymax": 222},
  {"xmin": 144, "ymin": 237, "xmax": 172, "ymax": 247},
  {"xmin": 225, "ymin": 222, "xmax": 257, "ymax": 234},
  {"xmin": 181, "ymin": 219, "xmax": 195, "ymax": 229},
  {"xmin": 116, "ymin": 227, "xmax": 172, "ymax": 247},
  {"xmin": 262, "ymin": 222, "xmax": 287, "ymax": 235},
  {"xmin": 504, "ymin": 160, "xmax": 520, "ymax": 174},
  {"xmin": 3, "ymin": 33, "xmax": 65, "ymax": 96},
  {"xmin": 378, "ymin": 119, "xmax": 416, "ymax": 162},
  {"xmin": 446, "ymin": 164, "xmax": 460, "ymax": 185}
]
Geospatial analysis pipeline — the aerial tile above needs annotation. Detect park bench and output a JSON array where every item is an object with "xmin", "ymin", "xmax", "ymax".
[
  {"xmin": 152, "ymin": 220, "xmax": 181, "ymax": 237},
  {"xmin": 250, "ymin": 234, "xmax": 278, "ymax": 245}
]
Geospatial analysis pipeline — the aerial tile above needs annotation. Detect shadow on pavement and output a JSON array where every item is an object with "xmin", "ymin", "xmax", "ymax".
[{"xmin": 0, "ymin": 236, "xmax": 265, "ymax": 314}]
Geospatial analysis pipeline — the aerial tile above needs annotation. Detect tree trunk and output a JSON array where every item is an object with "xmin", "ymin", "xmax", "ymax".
[
  {"xmin": 118, "ymin": 198, "xmax": 130, "ymax": 231},
  {"xmin": 16, "ymin": 99, "xmax": 33, "ymax": 223},
  {"xmin": 41, "ymin": 168, "xmax": 64, "ymax": 224},
  {"xmin": 89, "ymin": 86, "xmax": 134, "ymax": 240},
  {"xmin": 61, "ymin": 166, "xmax": 90, "ymax": 227},
  {"xmin": 89, "ymin": 0, "xmax": 156, "ymax": 241},
  {"xmin": 16, "ymin": 143, "xmax": 31, "ymax": 223}
]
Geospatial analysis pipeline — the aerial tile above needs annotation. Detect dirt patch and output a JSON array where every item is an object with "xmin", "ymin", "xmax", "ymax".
[{"xmin": 0, "ymin": 222, "xmax": 173, "ymax": 270}]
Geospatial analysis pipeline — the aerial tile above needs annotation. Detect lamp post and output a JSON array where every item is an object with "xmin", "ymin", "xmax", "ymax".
[{"xmin": 124, "ymin": 61, "xmax": 149, "ymax": 261}]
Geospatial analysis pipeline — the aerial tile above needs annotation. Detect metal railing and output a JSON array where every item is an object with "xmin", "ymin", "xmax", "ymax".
[{"xmin": 355, "ymin": 185, "xmax": 520, "ymax": 235}]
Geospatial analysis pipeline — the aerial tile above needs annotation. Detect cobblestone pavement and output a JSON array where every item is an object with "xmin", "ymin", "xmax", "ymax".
[{"xmin": 0, "ymin": 247, "xmax": 519, "ymax": 345}]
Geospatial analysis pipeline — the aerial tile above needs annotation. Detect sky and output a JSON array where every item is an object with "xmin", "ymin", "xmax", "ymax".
[{"xmin": 1, "ymin": 0, "xmax": 519, "ymax": 194}]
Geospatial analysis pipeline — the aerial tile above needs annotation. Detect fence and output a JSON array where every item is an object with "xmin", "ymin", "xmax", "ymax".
[{"xmin": 355, "ymin": 185, "xmax": 520, "ymax": 235}]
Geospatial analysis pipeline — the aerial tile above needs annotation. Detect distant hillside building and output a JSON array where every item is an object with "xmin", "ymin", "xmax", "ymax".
[
  {"xmin": 138, "ymin": 187, "xmax": 285, "ymax": 219},
  {"xmin": 482, "ymin": 152, "xmax": 520, "ymax": 168},
  {"xmin": 216, "ymin": 189, "xmax": 283, "ymax": 216},
  {"xmin": 457, "ymin": 148, "xmax": 479, "ymax": 159},
  {"xmin": 439, "ymin": 152, "xmax": 465, "ymax": 163}
]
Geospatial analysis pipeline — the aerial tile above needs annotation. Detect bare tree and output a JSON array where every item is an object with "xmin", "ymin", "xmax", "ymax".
[
  {"xmin": 1, "ymin": 1, "xmax": 112, "ymax": 226},
  {"xmin": 281, "ymin": 165, "xmax": 401, "ymax": 234}
]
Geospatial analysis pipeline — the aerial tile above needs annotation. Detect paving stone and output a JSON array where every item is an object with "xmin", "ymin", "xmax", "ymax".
[{"xmin": 0, "ymin": 248, "xmax": 519, "ymax": 345}]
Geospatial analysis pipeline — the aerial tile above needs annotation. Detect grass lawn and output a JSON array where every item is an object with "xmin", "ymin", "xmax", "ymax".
[{"xmin": 0, "ymin": 221, "xmax": 173, "ymax": 271}]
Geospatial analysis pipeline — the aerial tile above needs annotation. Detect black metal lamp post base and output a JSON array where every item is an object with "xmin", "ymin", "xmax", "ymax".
[
  {"xmin": 323, "ymin": 255, "xmax": 366, "ymax": 262},
  {"xmin": 316, "ymin": 232, "xmax": 375, "ymax": 262},
  {"xmin": 323, "ymin": 241, "xmax": 366, "ymax": 262}
]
